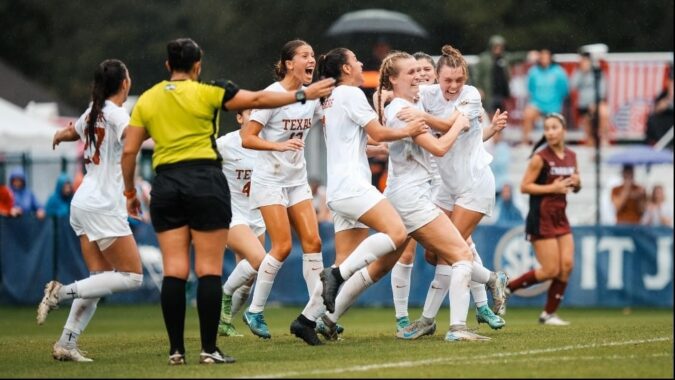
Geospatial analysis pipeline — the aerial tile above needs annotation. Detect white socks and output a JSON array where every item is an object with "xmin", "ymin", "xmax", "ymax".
[
  {"xmin": 391, "ymin": 262, "xmax": 413, "ymax": 319},
  {"xmin": 301, "ymin": 277, "xmax": 326, "ymax": 322},
  {"xmin": 223, "ymin": 259, "xmax": 257, "ymax": 296},
  {"xmin": 469, "ymin": 243, "xmax": 489, "ymax": 308},
  {"xmin": 338, "ymin": 233, "xmax": 396, "ymax": 280},
  {"xmin": 302, "ymin": 252, "xmax": 324, "ymax": 297},
  {"xmin": 421, "ymin": 264, "xmax": 451, "ymax": 320},
  {"xmin": 248, "ymin": 254, "xmax": 283, "ymax": 313},
  {"xmin": 58, "ymin": 271, "xmax": 143, "ymax": 300},
  {"xmin": 231, "ymin": 284, "xmax": 252, "ymax": 317},
  {"xmin": 58, "ymin": 271, "xmax": 103, "ymax": 349},
  {"xmin": 327, "ymin": 267, "xmax": 373, "ymax": 323},
  {"xmin": 449, "ymin": 260, "xmax": 472, "ymax": 327}
]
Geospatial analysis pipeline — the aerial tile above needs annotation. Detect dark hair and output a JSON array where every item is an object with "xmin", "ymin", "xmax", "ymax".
[
  {"xmin": 86, "ymin": 59, "xmax": 128, "ymax": 149},
  {"xmin": 274, "ymin": 39, "xmax": 309, "ymax": 80},
  {"xmin": 413, "ymin": 52, "xmax": 435, "ymax": 69},
  {"xmin": 529, "ymin": 113, "xmax": 567, "ymax": 158},
  {"xmin": 436, "ymin": 45, "xmax": 468, "ymax": 80},
  {"xmin": 315, "ymin": 48, "xmax": 349, "ymax": 104},
  {"xmin": 167, "ymin": 38, "xmax": 202, "ymax": 72}
]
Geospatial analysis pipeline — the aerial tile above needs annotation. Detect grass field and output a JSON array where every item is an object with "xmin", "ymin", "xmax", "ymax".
[{"xmin": 0, "ymin": 304, "xmax": 672, "ymax": 378}]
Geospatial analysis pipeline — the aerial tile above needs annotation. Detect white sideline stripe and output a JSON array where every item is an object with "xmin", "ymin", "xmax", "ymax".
[{"xmin": 246, "ymin": 336, "xmax": 672, "ymax": 379}]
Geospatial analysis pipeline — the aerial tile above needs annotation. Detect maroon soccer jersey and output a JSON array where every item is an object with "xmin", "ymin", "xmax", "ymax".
[{"xmin": 525, "ymin": 146, "xmax": 577, "ymax": 240}]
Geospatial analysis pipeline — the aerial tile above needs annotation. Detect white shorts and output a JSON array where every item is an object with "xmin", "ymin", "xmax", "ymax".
[
  {"xmin": 434, "ymin": 169, "xmax": 495, "ymax": 216},
  {"xmin": 328, "ymin": 186, "xmax": 386, "ymax": 233},
  {"xmin": 230, "ymin": 196, "xmax": 266, "ymax": 237},
  {"xmin": 385, "ymin": 180, "xmax": 442, "ymax": 234},
  {"xmin": 70, "ymin": 205, "xmax": 132, "ymax": 243},
  {"xmin": 249, "ymin": 181, "xmax": 313, "ymax": 209}
]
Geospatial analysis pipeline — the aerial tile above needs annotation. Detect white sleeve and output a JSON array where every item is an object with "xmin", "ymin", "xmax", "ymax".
[
  {"xmin": 249, "ymin": 107, "xmax": 274, "ymax": 127},
  {"xmin": 109, "ymin": 108, "xmax": 130, "ymax": 143},
  {"xmin": 345, "ymin": 88, "xmax": 378, "ymax": 128},
  {"xmin": 216, "ymin": 136, "xmax": 229, "ymax": 161}
]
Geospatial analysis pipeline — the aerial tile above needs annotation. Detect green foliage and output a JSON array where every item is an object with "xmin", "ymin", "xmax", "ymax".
[
  {"xmin": 0, "ymin": 0, "xmax": 672, "ymax": 125},
  {"xmin": 0, "ymin": 305, "xmax": 672, "ymax": 377}
]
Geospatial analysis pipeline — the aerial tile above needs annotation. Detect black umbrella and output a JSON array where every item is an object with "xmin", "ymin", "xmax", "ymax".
[{"xmin": 325, "ymin": 9, "xmax": 428, "ymax": 38}]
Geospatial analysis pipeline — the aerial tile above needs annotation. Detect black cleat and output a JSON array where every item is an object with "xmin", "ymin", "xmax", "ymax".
[
  {"xmin": 320, "ymin": 268, "xmax": 343, "ymax": 313},
  {"xmin": 290, "ymin": 318, "xmax": 323, "ymax": 346}
]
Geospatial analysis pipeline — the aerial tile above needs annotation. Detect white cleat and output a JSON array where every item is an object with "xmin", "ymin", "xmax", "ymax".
[
  {"xmin": 37, "ymin": 281, "xmax": 62, "ymax": 325},
  {"xmin": 444, "ymin": 328, "xmax": 492, "ymax": 342},
  {"xmin": 52, "ymin": 343, "xmax": 93, "ymax": 362},
  {"xmin": 539, "ymin": 312, "xmax": 570, "ymax": 326}
]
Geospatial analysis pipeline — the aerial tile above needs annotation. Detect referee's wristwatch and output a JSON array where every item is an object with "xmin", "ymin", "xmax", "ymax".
[{"xmin": 295, "ymin": 89, "xmax": 307, "ymax": 104}]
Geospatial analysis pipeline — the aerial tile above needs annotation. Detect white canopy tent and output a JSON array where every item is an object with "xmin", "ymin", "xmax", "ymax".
[{"xmin": 0, "ymin": 97, "xmax": 75, "ymax": 158}]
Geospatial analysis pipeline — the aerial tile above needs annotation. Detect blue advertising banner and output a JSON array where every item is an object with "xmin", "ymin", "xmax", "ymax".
[{"xmin": 1, "ymin": 216, "xmax": 672, "ymax": 308}]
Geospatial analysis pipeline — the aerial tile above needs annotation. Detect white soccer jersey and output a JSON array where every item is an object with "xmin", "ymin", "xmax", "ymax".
[
  {"xmin": 384, "ymin": 97, "xmax": 434, "ymax": 192},
  {"xmin": 71, "ymin": 100, "xmax": 129, "ymax": 217},
  {"xmin": 249, "ymin": 82, "xmax": 323, "ymax": 187},
  {"xmin": 216, "ymin": 131, "xmax": 263, "ymax": 227},
  {"xmin": 322, "ymin": 85, "xmax": 378, "ymax": 203},
  {"xmin": 420, "ymin": 84, "xmax": 493, "ymax": 195}
]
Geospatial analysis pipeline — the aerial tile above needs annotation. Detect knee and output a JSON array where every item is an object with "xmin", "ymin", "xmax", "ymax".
[
  {"xmin": 540, "ymin": 266, "xmax": 560, "ymax": 280},
  {"xmin": 270, "ymin": 239, "xmax": 293, "ymax": 258},
  {"xmin": 301, "ymin": 235, "xmax": 322, "ymax": 253},
  {"xmin": 123, "ymin": 272, "xmax": 144, "ymax": 291},
  {"xmin": 387, "ymin": 226, "xmax": 408, "ymax": 248},
  {"xmin": 560, "ymin": 260, "xmax": 574, "ymax": 277}
]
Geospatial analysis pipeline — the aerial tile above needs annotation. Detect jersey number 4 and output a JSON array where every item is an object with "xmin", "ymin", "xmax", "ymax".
[{"xmin": 242, "ymin": 181, "xmax": 251, "ymax": 197}]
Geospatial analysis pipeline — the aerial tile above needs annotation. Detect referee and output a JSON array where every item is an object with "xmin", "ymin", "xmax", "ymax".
[{"xmin": 121, "ymin": 37, "xmax": 333, "ymax": 365}]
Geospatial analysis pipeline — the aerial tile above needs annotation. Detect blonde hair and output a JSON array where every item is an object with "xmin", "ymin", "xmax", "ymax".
[
  {"xmin": 376, "ymin": 51, "xmax": 413, "ymax": 124},
  {"xmin": 436, "ymin": 44, "xmax": 468, "ymax": 80}
]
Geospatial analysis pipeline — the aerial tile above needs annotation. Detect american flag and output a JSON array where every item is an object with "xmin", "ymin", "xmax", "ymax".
[{"xmin": 607, "ymin": 61, "xmax": 670, "ymax": 140}]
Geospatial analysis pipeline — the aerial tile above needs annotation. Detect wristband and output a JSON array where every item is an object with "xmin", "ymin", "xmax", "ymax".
[{"xmin": 124, "ymin": 188, "xmax": 137, "ymax": 200}]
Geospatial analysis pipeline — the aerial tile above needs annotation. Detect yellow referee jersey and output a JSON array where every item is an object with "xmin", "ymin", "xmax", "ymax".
[{"xmin": 129, "ymin": 80, "xmax": 235, "ymax": 169}]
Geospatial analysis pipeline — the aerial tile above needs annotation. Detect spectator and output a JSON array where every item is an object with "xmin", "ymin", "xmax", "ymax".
[
  {"xmin": 570, "ymin": 52, "xmax": 610, "ymax": 147},
  {"xmin": 521, "ymin": 49, "xmax": 569, "ymax": 145},
  {"xmin": 640, "ymin": 184, "xmax": 673, "ymax": 227},
  {"xmin": 8, "ymin": 167, "xmax": 45, "ymax": 219},
  {"xmin": 45, "ymin": 173, "xmax": 74, "ymax": 217},
  {"xmin": 472, "ymin": 35, "xmax": 529, "ymax": 115},
  {"xmin": 494, "ymin": 183, "xmax": 524, "ymax": 226},
  {"xmin": 610, "ymin": 164, "xmax": 646, "ymax": 224},
  {"xmin": 308, "ymin": 177, "xmax": 331, "ymax": 223},
  {"xmin": 0, "ymin": 182, "xmax": 17, "ymax": 217},
  {"xmin": 644, "ymin": 89, "xmax": 673, "ymax": 150}
]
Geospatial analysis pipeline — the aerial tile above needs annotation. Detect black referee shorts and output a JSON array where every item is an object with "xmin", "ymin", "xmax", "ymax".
[{"xmin": 150, "ymin": 160, "xmax": 231, "ymax": 232}]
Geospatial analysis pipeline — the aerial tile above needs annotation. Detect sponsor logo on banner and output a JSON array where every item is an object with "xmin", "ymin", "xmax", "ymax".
[{"xmin": 493, "ymin": 225, "xmax": 551, "ymax": 297}]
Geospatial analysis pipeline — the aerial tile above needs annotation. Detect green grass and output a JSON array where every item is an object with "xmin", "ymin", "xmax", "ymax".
[{"xmin": 0, "ymin": 304, "xmax": 672, "ymax": 378}]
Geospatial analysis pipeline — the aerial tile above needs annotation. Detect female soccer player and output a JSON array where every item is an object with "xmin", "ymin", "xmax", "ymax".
[
  {"xmin": 239, "ymin": 39, "xmax": 334, "ymax": 340},
  {"xmin": 390, "ymin": 51, "xmax": 440, "ymax": 332},
  {"xmin": 503, "ymin": 113, "xmax": 580, "ymax": 325},
  {"xmin": 321, "ymin": 51, "xmax": 508, "ymax": 344},
  {"xmin": 215, "ymin": 109, "xmax": 266, "ymax": 337},
  {"xmin": 38, "ymin": 59, "xmax": 143, "ymax": 362},
  {"xmin": 397, "ymin": 45, "xmax": 509, "ymax": 332},
  {"xmin": 287, "ymin": 47, "xmax": 428, "ymax": 345},
  {"xmin": 121, "ymin": 38, "xmax": 334, "ymax": 365}
]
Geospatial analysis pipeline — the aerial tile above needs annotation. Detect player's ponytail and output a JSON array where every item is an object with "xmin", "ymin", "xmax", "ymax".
[
  {"xmin": 316, "ymin": 48, "xmax": 349, "ymax": 105},
  {"xmin": 86, "ymin": 59, "xmax": 128, "ymax": 149}
]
